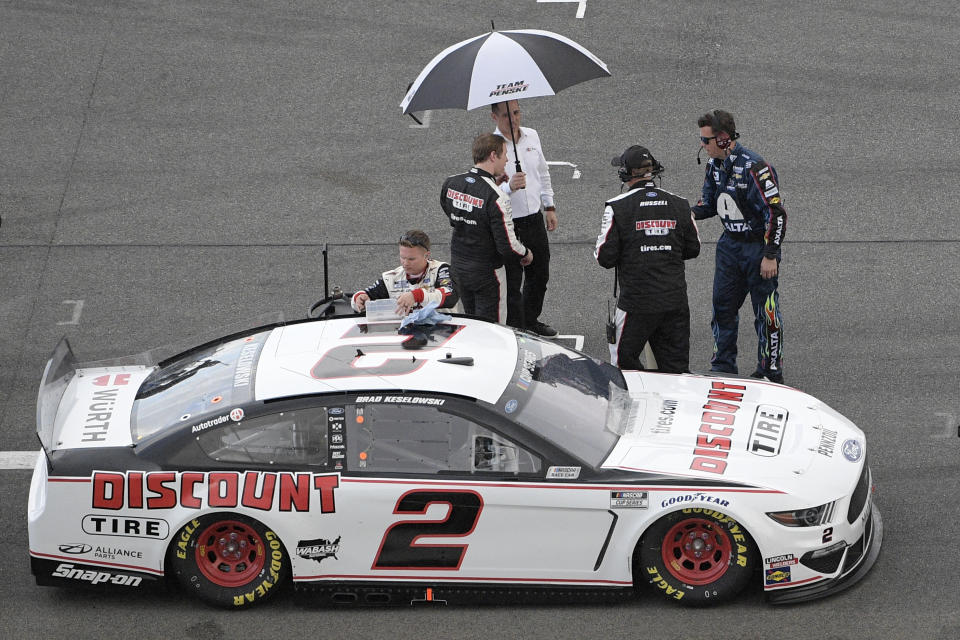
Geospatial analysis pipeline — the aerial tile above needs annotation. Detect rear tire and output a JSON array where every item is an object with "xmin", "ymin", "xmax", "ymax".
[
  {"xmin": 169, "ymin": 514, "xmax": 289, "ymax": 608},
  {"xmin": 637, "ymin": 508, "xmax": 756, "ymax": 606}
]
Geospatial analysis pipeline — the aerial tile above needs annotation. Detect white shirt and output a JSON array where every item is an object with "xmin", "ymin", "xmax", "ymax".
[{"xmin": 493, "ymin": 126, "xmax": 555, "ymax": 219}]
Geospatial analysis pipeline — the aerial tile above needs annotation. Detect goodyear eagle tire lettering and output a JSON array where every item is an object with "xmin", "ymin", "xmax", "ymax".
[
  {"xmin": 636, "ymin": 508, "xmax": 756, "ymax": 606},
  {"xmin": 168, "ymin": 513, "xmax": 289, "ymax": 608}
]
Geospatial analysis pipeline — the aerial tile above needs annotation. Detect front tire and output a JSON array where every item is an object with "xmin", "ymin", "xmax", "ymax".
[
  {"xmin": 169, "ymin": 514, "xmax": 289, "ymax": 608},
  {"xmin": 637, "ymin": 508, "xmax": 756, "ymax": 606}
]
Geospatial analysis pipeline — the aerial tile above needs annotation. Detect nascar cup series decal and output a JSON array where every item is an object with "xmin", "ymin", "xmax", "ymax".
[{"xmin": 610, "ymin": 491, "xmax": 648, "ymax": 509}]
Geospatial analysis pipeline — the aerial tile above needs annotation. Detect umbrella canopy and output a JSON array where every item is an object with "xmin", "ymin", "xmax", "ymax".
[{"xmin": 400, "ymin": 29, "xmax": 610, "ymax": 115}]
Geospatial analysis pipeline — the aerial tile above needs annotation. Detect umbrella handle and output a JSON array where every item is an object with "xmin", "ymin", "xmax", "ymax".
[{"xmin": 507, "ymin": 108, "xmax": 523, "ymax": 174}]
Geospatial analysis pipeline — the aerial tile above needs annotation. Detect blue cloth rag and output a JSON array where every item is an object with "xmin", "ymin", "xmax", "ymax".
[{"xmin": 400, "ymin": 301, "xmax": 452, "ymax": 328}]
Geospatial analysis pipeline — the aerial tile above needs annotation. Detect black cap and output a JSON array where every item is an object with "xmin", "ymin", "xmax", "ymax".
[{"xmin": 611, "ymin": 145, "xmax": 657, "ymax": 170}]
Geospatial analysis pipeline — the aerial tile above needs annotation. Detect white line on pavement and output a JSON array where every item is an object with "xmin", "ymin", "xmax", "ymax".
[
  {"xmin": 537, "ymin": 0, "xmax": 587, "ymax": 19},
  {"xmin": 554, "ymin": 334, "xmax": 585, "ymax": 351},
  {"xmin": 546, "ymin": 161, "xmax": 581, "ymax": 179},
  {"xmin": 0, "ymin": 451, "xmax": 39, "ymax": 469},
  {"xmin": 57, "ymin": 299, "xmax": 85, "ymax": 325}
]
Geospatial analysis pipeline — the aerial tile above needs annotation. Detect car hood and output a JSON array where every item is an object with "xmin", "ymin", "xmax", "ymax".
[{"xmin": 601, "ymin": 372, "xmax": 866, "ymax": 498}]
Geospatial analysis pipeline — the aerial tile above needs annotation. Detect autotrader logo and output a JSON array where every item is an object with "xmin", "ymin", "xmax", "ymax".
[{"xmin": 58, "ymin": 543, "xmax": 92, "ymax": 554}]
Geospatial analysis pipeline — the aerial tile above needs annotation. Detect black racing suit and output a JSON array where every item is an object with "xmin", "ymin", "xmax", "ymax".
[
  {"xmin": 595, "ymin": 181, "xmax": 701, "ymax": 372},
  {"xmin": 441, "ymin": 167, "xmax": 528, "ymax": 322}
]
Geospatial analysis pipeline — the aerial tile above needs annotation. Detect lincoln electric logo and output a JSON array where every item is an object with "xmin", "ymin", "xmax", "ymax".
[{"xmin": 489, "ymin": 81, "xmax": 529, "ymax": 97}]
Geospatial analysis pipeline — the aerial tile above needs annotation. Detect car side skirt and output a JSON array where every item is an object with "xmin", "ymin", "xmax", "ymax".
[{"xmin": 31, "ymin": 555, "xmax": 162, "ymax": 589}]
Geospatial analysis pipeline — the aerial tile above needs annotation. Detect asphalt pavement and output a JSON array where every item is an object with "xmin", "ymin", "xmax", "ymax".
[{"xmin": 2, "ymin": 1, "xmax": 959, "ymax": 638}]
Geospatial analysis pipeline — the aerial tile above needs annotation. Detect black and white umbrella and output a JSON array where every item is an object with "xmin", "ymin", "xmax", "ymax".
[{"xmin": 401, "ymin": 29, "xmax": 609, "ymax": 114}]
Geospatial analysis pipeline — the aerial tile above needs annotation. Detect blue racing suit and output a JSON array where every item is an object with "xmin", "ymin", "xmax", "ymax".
[{"xmin": 692, "ymin": 143, "xmax": 787, "ymax": 377}]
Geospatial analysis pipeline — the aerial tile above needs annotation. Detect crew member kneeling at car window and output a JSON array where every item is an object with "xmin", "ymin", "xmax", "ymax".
[{"xmin": 351, "ymin": 230, "xmax": 462, "ymax": 316}]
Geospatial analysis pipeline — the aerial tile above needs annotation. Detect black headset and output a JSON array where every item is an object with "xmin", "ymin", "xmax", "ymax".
[
  {"xmin": 618, "ymin": 158, "xmax": 665, "ymax": 183},
  {"xmin": 697, "ymin": 110, "xmax": 741, "ymax": 164}
]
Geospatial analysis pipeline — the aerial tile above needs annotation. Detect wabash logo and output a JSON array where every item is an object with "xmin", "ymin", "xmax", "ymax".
[
  {"xmin": 91, "ymin": 471, "xmax": 339, "ymax": 513},
  {"xmin": 297, "ymin": 535, "xmax": 341, "ymax": 564}
]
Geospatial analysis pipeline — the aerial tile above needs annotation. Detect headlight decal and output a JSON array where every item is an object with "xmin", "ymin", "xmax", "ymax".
[{"xmin": 767, "ymin": 501, "xmax": 835, "ymax": 527}]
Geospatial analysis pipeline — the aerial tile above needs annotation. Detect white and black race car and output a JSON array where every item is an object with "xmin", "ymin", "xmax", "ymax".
[{"xmin": 28, "ymin": 313, "xmax": 881, "ymax": 608}]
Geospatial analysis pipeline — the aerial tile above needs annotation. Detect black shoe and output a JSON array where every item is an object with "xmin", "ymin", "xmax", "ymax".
[
  {"xmin": 751, "ymin": 371, "xmax": 784, "ymax": 384},
  {"xmin": 526, "ymin": 321, "xmax": 558, "ymax": 338}
]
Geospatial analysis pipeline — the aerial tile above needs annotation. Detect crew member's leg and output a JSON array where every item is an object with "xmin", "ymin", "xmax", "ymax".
[
  {"xmin": 710, "ymin": 237, "xmax": 748, "ymax": 373},
  {"xmin": 471, "ymin": 266, "xmax": 507, "ymax": 324},
  {"xmin": 616, "ymin": 310, "xmax": 655, "ymax": 371},
  {"xmin": 650, "ymin": 306, "xmax": 690, "ymax": 374},
  {"xmin": 503, "ymin": 257, "xmax": 525, "ymax": 328},
  {"xmin": 450, "ymin": 267, "xmax": 475, "ymax": 316},
  {"xmin": 518, "ymin": 212, "xmax": 551, "ymax": 327},
  {"xmin": 745, "ymin": 246, "xmax": 783, "ymax": 380}
]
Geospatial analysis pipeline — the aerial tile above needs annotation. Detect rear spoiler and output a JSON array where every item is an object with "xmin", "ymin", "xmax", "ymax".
[{"xmin": 36, "ymin": 337, "xmax": 78, "ymax": 453}]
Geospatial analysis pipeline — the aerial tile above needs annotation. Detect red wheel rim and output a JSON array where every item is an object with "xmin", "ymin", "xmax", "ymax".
[
  {"xmin": 194, "ymin": 520, "xmax": 266, "ymax": 587},
  {"xmin": 661, "ymin": 517, "xmax": 733, "ymax": 585}
]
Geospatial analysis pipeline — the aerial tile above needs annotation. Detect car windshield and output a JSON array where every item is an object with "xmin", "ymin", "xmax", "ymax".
[
  {"xmin": 491, "ymin": 333, "xmax": 626, "ymax": 468},
  {"xmin": 130, "ymin": 330, "xmax": 271, "ymax": 441}
]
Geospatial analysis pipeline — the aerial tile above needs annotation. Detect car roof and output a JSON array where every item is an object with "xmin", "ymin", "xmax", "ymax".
[{"xmin": 254, "ymin": 317, "xmax": 519, "ymax": 405}]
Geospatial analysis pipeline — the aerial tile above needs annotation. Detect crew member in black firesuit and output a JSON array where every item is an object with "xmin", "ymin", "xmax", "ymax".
[
  {"xmin": 595, "ymin": 145, "xmax": 701, "ymax": 372},
  {"xmin": 692, "ymin": 109, "xmax": 787, "ymax": 383},
  {"xmin": 441, "ymin": 133, "xmax": 532, "ymax": 323}
]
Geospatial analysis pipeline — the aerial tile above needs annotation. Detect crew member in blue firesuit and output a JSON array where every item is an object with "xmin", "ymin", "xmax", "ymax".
[{"xmin": 692, "ymin": 110, "xmax": 787, "ymax": 383}]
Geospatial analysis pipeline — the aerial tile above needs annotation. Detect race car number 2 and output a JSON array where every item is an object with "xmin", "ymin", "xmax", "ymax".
[{"xmin": 372, "ymin": 490, "xmax": 483, "ymax": 570}]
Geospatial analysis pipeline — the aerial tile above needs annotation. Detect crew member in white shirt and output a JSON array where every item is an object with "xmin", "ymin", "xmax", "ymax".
[{"xmin": 491, "ymin": 99, "xmax": 558, "ymax": 338}]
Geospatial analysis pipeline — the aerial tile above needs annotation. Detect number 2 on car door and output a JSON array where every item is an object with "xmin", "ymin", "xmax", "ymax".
[{"xmin": 372, "ymin": 490, "xmax": 483, "ymax": 569}]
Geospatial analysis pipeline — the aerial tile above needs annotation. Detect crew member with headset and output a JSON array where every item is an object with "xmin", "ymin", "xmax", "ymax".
[
  {"xmin": 693, "ymin": 109, "xmax": 787, "ymax": 383},
  {"xmin": 595, "ymin": 145, "xmax": 701, "ymax": 372}
]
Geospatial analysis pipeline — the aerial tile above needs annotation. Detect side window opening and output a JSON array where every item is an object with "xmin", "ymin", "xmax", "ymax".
[
  {"xmin": 197, "ymin": 407, "xmax": 329, "ymax": 466},
  {"xmin": 347, "ymin": 402, "xmax": 540, "ymax": 475}
]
